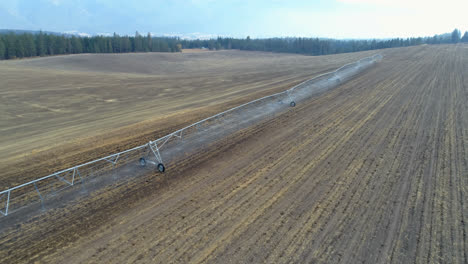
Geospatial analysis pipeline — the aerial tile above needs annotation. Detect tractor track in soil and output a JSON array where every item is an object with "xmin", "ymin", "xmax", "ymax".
[{"xmin": 0, "ymin": 45, "xmax": 467, "ymax": 263}]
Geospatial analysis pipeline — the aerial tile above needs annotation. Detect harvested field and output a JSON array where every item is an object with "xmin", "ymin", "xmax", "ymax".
[
  {"xmin": 1, "ymin": 44, "xmax": 467, "ymax": 263},
  {"xmin": 0, "ymin": 49, "xmax": 376, "ymax": 187}
]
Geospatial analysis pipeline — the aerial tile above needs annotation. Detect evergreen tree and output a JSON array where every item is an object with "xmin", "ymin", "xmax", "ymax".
[
  {"xmin": 461, "ymin": 31, "xmax": 468, "ymax": 43},
  {"xmin": 15, "ymin": 36, "xmax": 25, "ymax": 58},
  {"xmin": 147, "ymin": 33, "xmax": 152, "ymax": 51},
  {"xmin": 65, "ymin": 38, "xmax": 72, "ymax": 53},
  {"xmin": 451, "ymin": 29, "xmax": 461, "ymax": 43},
  {"xmin": 134, "ymin": 31, "xmax": 143, "ymax": 52},
  {"xmin": 71, "ymin": 36, "xmax": 83, "ymax": 53},
  {"xmin": 0, "ymin": 38, "xmax": 5, "ymax": 59},
  {"xmin": 54, "ymin": 36, "xmax": 66, "ymax": 54},
  {"xmin": 112, "ymin": 33, "xmax": 120, "ymax": 52},
  {"xmin": 23, "ymin": 34, "xmax": 36, "ymax": 57},
  {"xmin": 152, "ymin": 38, "xmax": 160, "ymax": 51},
  {"xmin": 3, "ymin": 29, "xmax": 464, "ymax": 60},
  {"xmin": 5, "ymin": 33, "xmax": 17, "ymax": 59},
  {"xmin": 94, "ymin": 36, "xmax": 106, "ymax": 52},
  {"xmin": 160, "ymin": 41, "xmax": 169, "ymax": 52},
  {"xmin": 93, "ymin": 39, "xmax": 101, "ymax": 53},
  {"xmin": 121, "ymin": 36, "xmax": 131, "ymax": 52},
  {"xmin": 82, "ymin": 37, "xmax": 91, "ymax": 53},
  {"xmin": 45, "ymin": 34, "xmax": 55, "ymax": 55},
  {"xmin": 107, "ymin": 38, "xmax": 113, "ymax": 53},
  {"xmin": 36, "ymin": 31, "xmax": 46, "ymax": 56}
]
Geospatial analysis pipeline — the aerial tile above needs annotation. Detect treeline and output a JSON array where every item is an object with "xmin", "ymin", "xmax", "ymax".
[
  {"xmin": 181, "ymin": 36, "xmax": 424, "ymax": 55},
  {"xmin": 0, "ymin": 31, "xmax": 181, "ymax": 60},
  {"xmin": 0, "ymin": 29, "xmax": 467, "ymax": 60},
  {"xmin": 181, "ymin": 29, "xmax": 468, "ymax": 55}
]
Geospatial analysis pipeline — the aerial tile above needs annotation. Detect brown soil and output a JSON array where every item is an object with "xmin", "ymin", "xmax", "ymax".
[
  {"xmin": 0, "ymin": 44, "xmax": 467, "ymax": 263},
  {"xmin": 182, "ymin": 49, "xmax": 213, "ymax": 53},
  {"xmin": 0, "ymin": 49, "xmax": 376, "ymax": 188}
]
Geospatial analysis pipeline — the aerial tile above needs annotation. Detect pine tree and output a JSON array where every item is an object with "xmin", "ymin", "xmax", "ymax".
[
  {"xmin": 112, "ymin": 33, "xmax": 120, "ymax": 52},
  {"xmin": 71, "ymin": 36, "xmax": 83, "ymax": 53},
  {"xmin": 0, "ymin": 38, "xmax": 5, "ymax": 59},
  {"xmin": 134, "ymin": 31, "xmax": 143, "ymax": 52},
  {"xmin": 23, "ymin": 34, "xmax": 36, "ymax": 57},
  {"xmin": 45, "ymin": 34, "xmax": 54, "ymax": 55},
  {"xmin": 160, "ymin": 41, "xmax": 169, "ymax": 52},
  {"xmin": 147, "ymin": 33, "xmax": 152, "ymax": 52},
  {"xmin": 15, "ymin": 36, "xmax": 25, "ymax": 58},
  {"xmin": 121, "ymin": 36, "xmax": 131, "ymax": 52},
  {"xmin": 54, "ymin": 36, "xmax": 66, "ymax": 54},
  {"xmin": 93, "ymin": 41, "xmax": 100, "ymax": 53},
  {"xmin": 152, "ymin": 39, "xmax": 160, "ymax": 51},
  {"xmin": 5, "ymin": 33, "xmax": 16, "ymax": 59},
  {"xmin": 66, "ymin": 38, "xmax": 72, "ymax": 53},
  {"xmin": 107, "ymin": 38, "xmax": 113, "ymax": 53},
  {"xmin": 36, "ymin": 31, "xmax": 46, "ymax": 56},
  {"xmin": 461, "ymin": 31, "xmax": 468, "ymax": 43},
  {"xmin": 82, "ymin": 37, "xmax": 90, "ymax": 53},
  {"xmin": 451, "ymin": 29, "xmax": 461, "ymax": 43}
]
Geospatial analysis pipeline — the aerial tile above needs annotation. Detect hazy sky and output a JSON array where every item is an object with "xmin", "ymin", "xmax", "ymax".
[{"xmin": 0, "ymin": 0, "xmax": 467, "ymax": 39}]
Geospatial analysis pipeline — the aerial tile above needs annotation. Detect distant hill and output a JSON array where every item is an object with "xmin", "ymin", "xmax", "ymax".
[
  {"xmin": 1, "ymin": 29, "xmax": 56, "ymax": 35},
  {"xmin": 0, "ymin": 29, "xmax": 89, "ymax": 37}
]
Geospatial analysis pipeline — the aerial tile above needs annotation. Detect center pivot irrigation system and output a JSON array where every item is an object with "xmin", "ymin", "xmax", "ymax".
[{"xmin": 0, "ymin": 54, "xmax": 382, "ymax": 218}]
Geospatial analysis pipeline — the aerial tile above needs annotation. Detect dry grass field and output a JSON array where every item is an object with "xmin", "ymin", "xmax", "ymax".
[{"xmin": 0, "ymin": 45, "xmax": 467, "ymax": 263}]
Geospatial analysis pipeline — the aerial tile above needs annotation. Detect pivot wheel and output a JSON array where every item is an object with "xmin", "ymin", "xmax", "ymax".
[
  {"xmin": 139, "ymin": 157, "xmax": 146, "ymax": 166},
  {"xmin": 157, "ymin": 163, "xmax": 166, "ymax": 173},
  {"xmin": 290, "ymin": 101, "xmax": 296, "ymax": 107}
]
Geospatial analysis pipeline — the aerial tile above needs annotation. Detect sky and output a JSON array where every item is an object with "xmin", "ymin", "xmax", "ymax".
[{"xmin": 0, "ymin": 0, "xmax": 467, "ymax": 39}]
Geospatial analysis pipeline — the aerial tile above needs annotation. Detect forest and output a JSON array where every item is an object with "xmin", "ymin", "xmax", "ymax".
[
  {"xmin": 0, "ymin": 31, "xmax": 181, "ymax": 59},
  {"xmin": 0, "ymin": 29, "xmax": 467, "ymax": 60},
  {"xmin": 181, "ymin": 29, "xmax": 468, "ymax": 54}
]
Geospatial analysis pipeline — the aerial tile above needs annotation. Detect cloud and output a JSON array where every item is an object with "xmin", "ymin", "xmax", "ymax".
[
  {"xmin": 1, "ymin": 0, "xmax": 466, "ymax": 40},
  {"xmin": 337, "ymin": 0, "xmax": 404, "ymax": 4},
  {"xmin": 258, "ymin": 0, "xmax": 467, "ymax": 39},
  {"xmin": 152, "ymin": 32, "xmax": 221, "ymax": 40},
  {"xmin": 49, "ymin": 0, "xmax": 61, "ymax": 6},
  {"xmin": 64, "ymin": 30, "xmax": 92, "ymax": 37},
  {"xmin": 336, "ymin": 0, "xmax": 468, "ymax": 11},
  {"xmin": 96, "ymin": 32, "xmax": 113, "ymax": 36}
]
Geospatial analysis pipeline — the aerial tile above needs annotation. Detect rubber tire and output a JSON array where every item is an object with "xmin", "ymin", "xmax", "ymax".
[
  {"xmin": 290, "ymin": 101, "xmax": 296, "ymax": 107},
  {"xmin": 157, "ymin": 163, "xmax": 165, "ymax": 173},
  {"xmin": 139, "ymin": 157, "xmax": 146, "ymax": 166}
]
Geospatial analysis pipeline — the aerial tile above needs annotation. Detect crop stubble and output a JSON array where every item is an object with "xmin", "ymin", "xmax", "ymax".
[
  {"xmin": 0, "ymin": 45, "xmax": 467, "ymax": 263},
  {"xmin": 0, "ymin": 50, "xmax": 376, "ymax": 188}
]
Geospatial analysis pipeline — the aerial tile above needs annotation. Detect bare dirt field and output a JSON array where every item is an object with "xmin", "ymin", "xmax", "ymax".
[
  {"xmin": 0, "ymin": 49, "xmax": 376, "ymax": 188},
  {"xmin": 0, "ymin": 44, "xmax": 467, "ymax": 263},
  {"xmin": 181, "ymin": 48, "xmax": 212, "ymax": 53}
]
